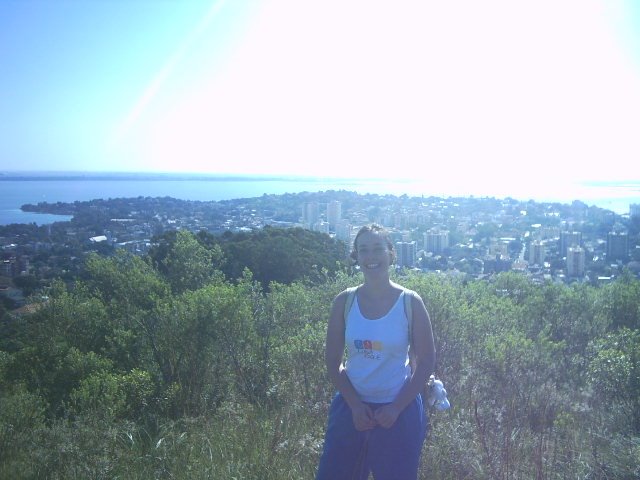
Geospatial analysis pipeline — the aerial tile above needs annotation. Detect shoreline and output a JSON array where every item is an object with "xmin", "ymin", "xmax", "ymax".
[{"xmin": 1, "ymin": 175, "xmax": 638, "ymax": 225}]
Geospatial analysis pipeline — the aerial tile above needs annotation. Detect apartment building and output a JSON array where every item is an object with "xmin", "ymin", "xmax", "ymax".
[
  {"xmin": 424, "ymin": 229, "xmax": 449, "ymax": 255},
  {"xmin": 396, "ymin": 241, "xmax": 417, "ymax": 268},
  {"xmin": 606, "ymin": 232, "xmax": 629, "ymax": 261},
  {"xmin": 529, "ymin": 240, "xmax": 546, "ymax": 266},
  {"xmin": 566, "ymin": 245, "xmax": 586, "ymax": 277},
  {"xmin": 559, "ymin": 231, "xmax": 582, "ymax": 257},
  {"xmin": 327, "ymin": 200, "xmax": 342, "ymax": 231},
  {"xmin": 303, "ymin": 202, "xmax": 320, "ymax": 228}
]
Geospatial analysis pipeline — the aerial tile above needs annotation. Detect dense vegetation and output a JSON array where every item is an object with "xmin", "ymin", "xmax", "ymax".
[
  {"xmin": 1, "ymin": 230, "xmax": 639, "ymax": 479},
  {"xmin": 147, "ymin": 226, "xmax": 347, "ymax": 289}
]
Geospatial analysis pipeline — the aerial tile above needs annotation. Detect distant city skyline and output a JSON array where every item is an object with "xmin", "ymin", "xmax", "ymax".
[{"xmin": 2, "ymin": 1, "xmax": 640, "ymax": 199}]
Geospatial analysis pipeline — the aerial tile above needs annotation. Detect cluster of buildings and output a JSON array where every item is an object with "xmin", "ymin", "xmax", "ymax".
[
  {"xmin": 300, "ymin": 198, "xmax": 640, "ymax": 283},
  {"xmin": 302, "ymin": 200, "xmax": 349, "ymax": 240},
  {"xmin": 1, "ymin": 194, "xmax": 639, "ymax": 312}
]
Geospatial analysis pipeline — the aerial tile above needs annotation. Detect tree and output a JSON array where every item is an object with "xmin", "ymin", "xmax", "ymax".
[
  {"xmin": 149, "ymin": 278, "xmax": 255, "ymax": 415},
  {"xmin": 12, "ymin": 275, "xmax": 40, "ymax": 297},
  {"xmin": 598, "ymin": 270, "xmax": 640, "ymax": 330},
  {"xmin": 587, "ymin": 328, "xmax": 640, "ymax": 433},
  {"xmin": 161, "ymin": 230, "xmax": 224, "ymax": 294},
  {"xmin": 218, "ymin": 227, "xmax": 346, "ymax": 288},
  {"xmin": 149, "ymin": 230, "xmax": 225, "ymax": 293}
]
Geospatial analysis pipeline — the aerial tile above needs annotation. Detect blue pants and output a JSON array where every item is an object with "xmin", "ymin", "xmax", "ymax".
[{"xmin": 316, "ymin": 393, "xmax": 428, "ymax": 480}]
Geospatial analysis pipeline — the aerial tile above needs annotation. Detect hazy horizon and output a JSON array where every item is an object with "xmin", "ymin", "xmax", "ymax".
[{"xmin": 1, "ymin": 170, "xmax": 638, "ymax": 215}]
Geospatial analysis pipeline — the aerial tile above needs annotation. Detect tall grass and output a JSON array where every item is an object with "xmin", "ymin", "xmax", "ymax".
[{"xmin": 2, "ymin": 399, "xmax": 326, "ymax": 480}]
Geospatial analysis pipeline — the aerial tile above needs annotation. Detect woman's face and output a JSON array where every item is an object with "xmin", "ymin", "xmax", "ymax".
[{"xmin": 355, "ymin": 231, "xmax": 393, "ymax": 273}]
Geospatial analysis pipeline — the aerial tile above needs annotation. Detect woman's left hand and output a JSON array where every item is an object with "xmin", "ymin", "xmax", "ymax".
[{"xmin": 373, "ymin": 404, "xmax": 401, "ymax": 429}]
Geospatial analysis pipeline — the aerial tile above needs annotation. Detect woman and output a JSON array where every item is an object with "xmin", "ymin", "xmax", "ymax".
[{"xmin": 316, "ymin": 224, "xmax": 436, "ymax": 480}]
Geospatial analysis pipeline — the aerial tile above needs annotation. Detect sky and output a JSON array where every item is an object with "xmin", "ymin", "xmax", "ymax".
[{"xmin": 1, "ymin": 0, "xmax": 640, "ymax": 190}]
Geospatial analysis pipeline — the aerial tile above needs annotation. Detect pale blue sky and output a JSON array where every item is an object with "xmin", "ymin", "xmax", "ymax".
[{"xmin": 1, "ymin": 0, "xmax": 639, "ymax": 192}]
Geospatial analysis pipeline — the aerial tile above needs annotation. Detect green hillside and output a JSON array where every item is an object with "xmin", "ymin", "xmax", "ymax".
[{"xmin": 1, "ymin": 230, "xmax": 638, "ymax": 479}]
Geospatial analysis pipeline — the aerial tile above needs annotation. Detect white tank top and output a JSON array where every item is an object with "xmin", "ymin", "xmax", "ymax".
[{"xmin": 345, "ymin": 291, "xmax": 411, "ymax": 403}]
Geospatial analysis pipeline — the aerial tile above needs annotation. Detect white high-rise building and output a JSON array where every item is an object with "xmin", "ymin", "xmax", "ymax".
[
  {"xmin": 396, "ymin": 241, "xmax": 417, "ymax": 268},
  {"xmin": 335, "ymin": 220, "xmax": 353, "ymax": 257},
  {"xmin": 327, "ymin": 201, "xmax": 342, "ymax": 230},
  {"xmin": 303, "ymin": 202, "xmax": 320, "ymax": 227},
  {"xmin": 424, "ymin": 230, "xmax": 449, "ymax": 254},
  {"xmin": 528, "ymin": 240, "xmax": 546, "ymax": 266},
  {"xmin": 566, "ymin": 246, "xmax": 585, "ymax": 277},
  {"xmin": 335, "ymin": 220, "xmax": 352, "ymax": 243}
]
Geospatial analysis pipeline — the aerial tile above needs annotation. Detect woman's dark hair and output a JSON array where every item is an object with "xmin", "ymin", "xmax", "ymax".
[{"xmin": 350, "ymin": 224, "xmax": 396, "ymax": 265}]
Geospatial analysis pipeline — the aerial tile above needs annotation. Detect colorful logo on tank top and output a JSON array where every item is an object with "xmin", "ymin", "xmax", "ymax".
[{"xmin": 353, "ymin": 339, "xmax": 383, "ymax": 360}]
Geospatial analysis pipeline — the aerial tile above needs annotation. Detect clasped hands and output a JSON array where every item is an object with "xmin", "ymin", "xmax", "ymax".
[{"xmin": 352, "ymin": 402, "xmax": 400, "ymax": 431}]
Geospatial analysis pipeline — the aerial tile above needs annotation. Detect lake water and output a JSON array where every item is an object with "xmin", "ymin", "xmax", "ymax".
[{"xmin": 1, "ymin": 175, "xmax": 639, "ymax": 225}]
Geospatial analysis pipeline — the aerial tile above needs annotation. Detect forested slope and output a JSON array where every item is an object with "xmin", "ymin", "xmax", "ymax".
[{"xmin": 1, "ymin": 230, "xmax": 638, "ymax": 479}]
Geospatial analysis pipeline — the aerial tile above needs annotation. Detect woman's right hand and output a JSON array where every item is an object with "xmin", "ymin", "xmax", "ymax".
[{"xmin": 351, "ymin": 402, "xmax": 376, "ymax": 431}]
